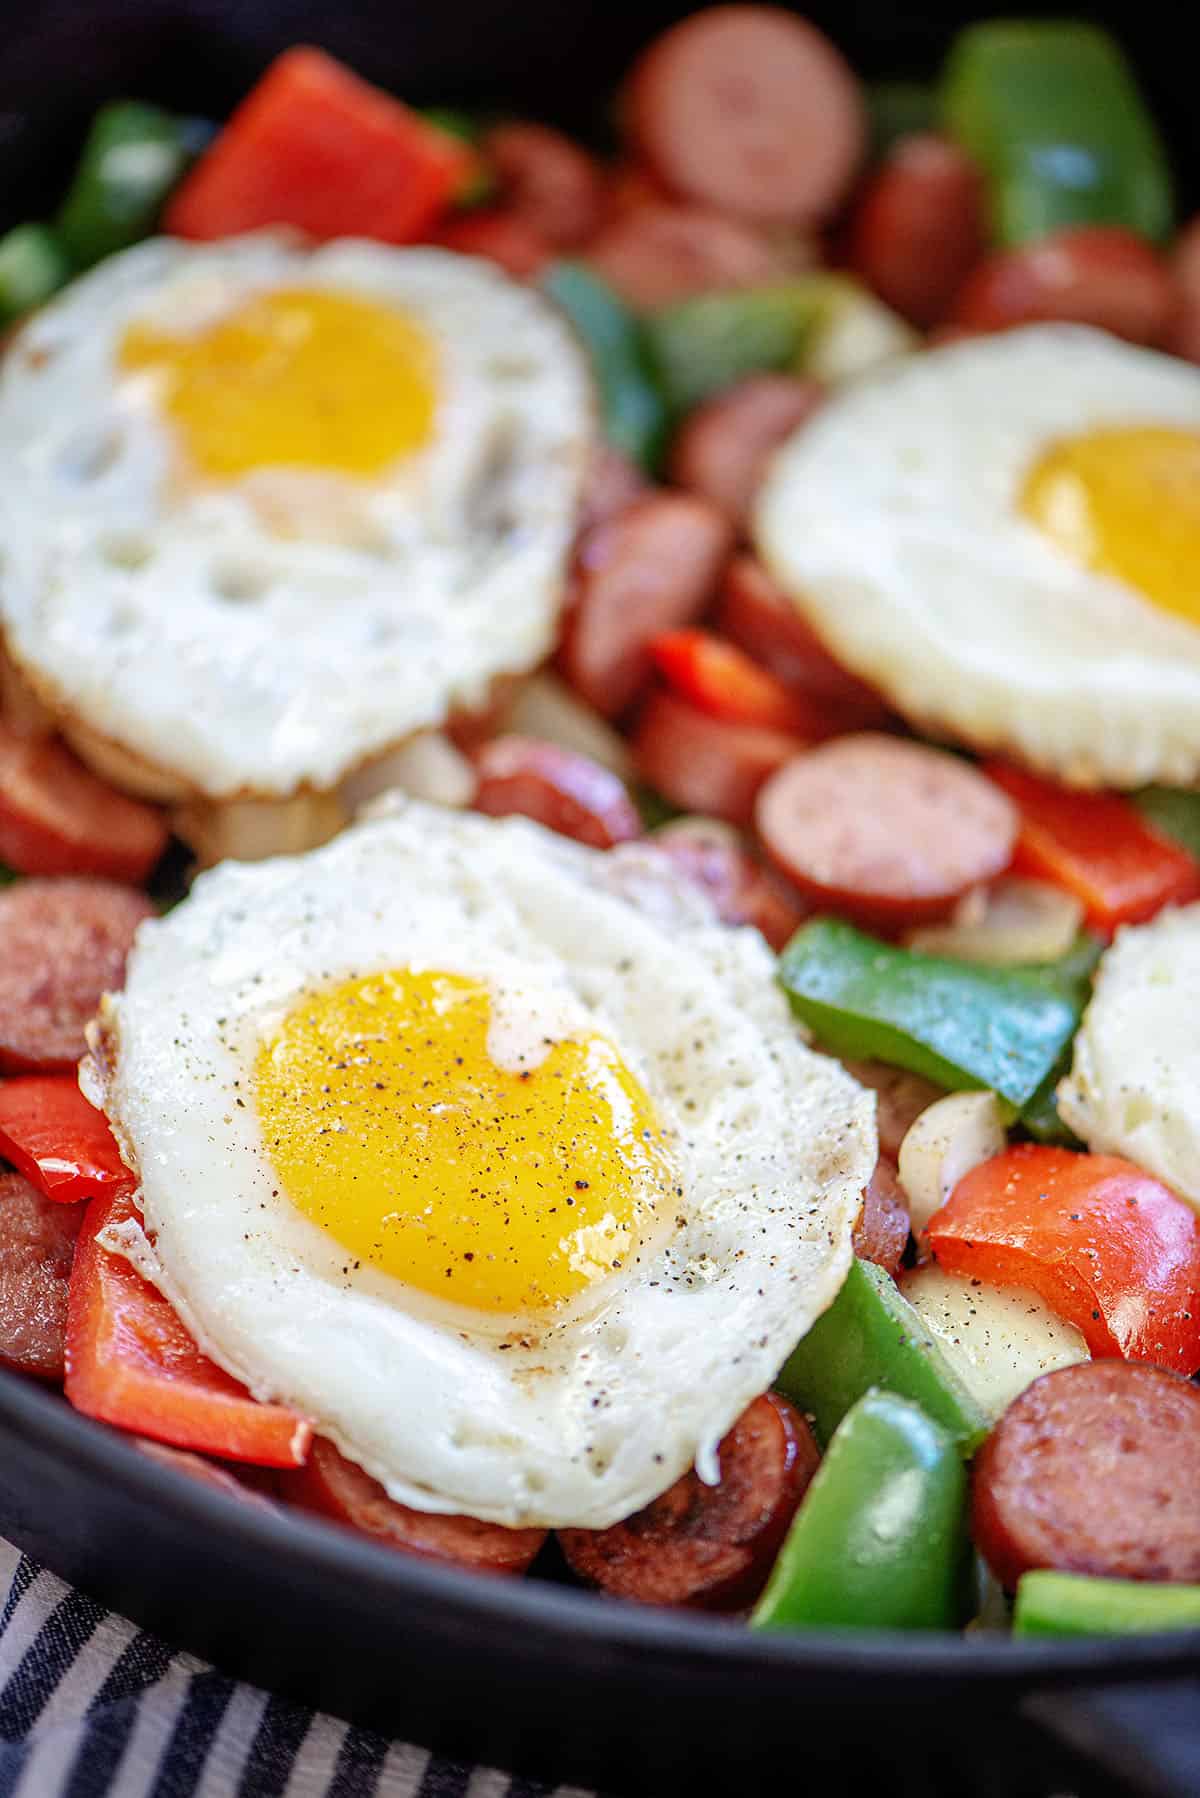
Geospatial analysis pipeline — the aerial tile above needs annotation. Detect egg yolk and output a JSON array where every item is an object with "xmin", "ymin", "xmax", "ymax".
[
  {"xmin": 1021, "ymin": 426, "xmax": 1200, "ymax": 626},
  {"xmin": 118, "ymin": 287, "xmax": 437, "ymax": 479},
  {"xmin": 254, "ymin": 970, "xmax": 677, "ymax": 1316}
]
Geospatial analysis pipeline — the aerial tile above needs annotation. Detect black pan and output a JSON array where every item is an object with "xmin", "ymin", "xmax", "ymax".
[{"xmin": 2, "ymin": 4, "xmax": 1199, "ymax": 1792}]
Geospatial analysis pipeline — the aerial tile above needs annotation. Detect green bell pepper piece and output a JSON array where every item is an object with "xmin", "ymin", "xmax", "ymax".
[
  {"xmin": 0, "ymin": 224, "xmax": 72, "ymax": 326},
  {"xmin": 421, "ymin": 109, "xmax": 495, "ymax": 206},
  {"xmin": 867, "ymin": 81, "xmax": 938, "ymax": 160},
  {"xmin": 752, "ymin": 1389, "xmax": 970, "ymax": 1632},
  {"xmin": 0, "ymin": 864, "xmax": 17, "ymax": 888},
  {"xmin": 779, "ymin": 919, "xmax": 1082, "ymax": 1118},
  {"xmin": 940, "ymin": 21, "xmax": 1173, "ymax": 247},
  {"xmin": 57, "ymin": 101, "xmax": 194, "ymax": 269},
  {"xmin": 1010, "ymin": 933, "xmax": 1101, "ymax": 1145},
  {"xmin": 776, "ymin": 1258, "xmax": 988, "ymax": 1454},
  {"xmin": 1131, "ymin": 786, "xmax": 1200, "ymax": 863},
  {"xmin": 541, "ymin": 262, "xmax": 667, "ymax": 472},
  {"xmin": 641, "ymin": 282, "xmax": 822, "ymax": 416},
  {"xmin": 1015, "ymin": 1571, "xmax": 1200, "ymax": 1638}
]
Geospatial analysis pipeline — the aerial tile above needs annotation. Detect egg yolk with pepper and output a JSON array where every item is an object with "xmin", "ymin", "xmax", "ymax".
[{"xmin": 254, "ymin": 970, "xmax": 677, "ymax": 1316}]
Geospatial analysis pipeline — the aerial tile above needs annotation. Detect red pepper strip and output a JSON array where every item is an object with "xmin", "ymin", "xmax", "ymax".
[
  {"xmin": 66, "ymin": 1191, "xmax": 312, "ymax": 1468},
  {"xmin": 985, "ymin": 761, "xmax": 1200, "ymax": 934},
  {"xmin": 648, "ymin": 629, "xmax": 837, "ymax": 736},
  {"xmin": 0, "ymin": 1076, "xmax": 136, "ymax": 1204}
]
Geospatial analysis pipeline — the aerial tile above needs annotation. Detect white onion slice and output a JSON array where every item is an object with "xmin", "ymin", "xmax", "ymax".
[
  {"xmin": 341, "ymin": 732, "xmax": 477, "ymax": 816},
  {"xmin": 897, "ymin": 1090, "xmax": 1006, "ymax": 1233},
  {"xmin": 900, "ymin": 1265, "xmax": 1089, "ymax": 1422},
  {"xmin": 175, "ymin": 790, "xmax": 347, "ymax": 865},
  {"xmin": 906, "ymin": 876, "xmax": 1083, "ymax": 966}
]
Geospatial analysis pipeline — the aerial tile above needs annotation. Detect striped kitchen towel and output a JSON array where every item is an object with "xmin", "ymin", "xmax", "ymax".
[{"xmin": 0, "ymin": 1536, "xmax": 592, "ymax": 1798}]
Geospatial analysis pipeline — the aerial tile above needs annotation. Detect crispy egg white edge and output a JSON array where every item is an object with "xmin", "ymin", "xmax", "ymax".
[
  {"xmin": 1058, "ymin": 900, "xmax": 1200, "ymax": 1212},
  {"xmin": 0, "ymin": 234, "xmax": 594, "ymax": 800},
  {"xmin": 753, "ymin": 325, "xmax": 1200, "ymax": 789},
  {"xmin": 87, "ymin": 803, "xmax": 876, "ymax": 1530}
]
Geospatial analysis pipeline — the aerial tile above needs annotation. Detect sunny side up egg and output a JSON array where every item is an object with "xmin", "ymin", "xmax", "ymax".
[
  {"xmin": 754, "ymin": 325, "xmax": 1200, "ymax": 788},
  {"xmin": 0, "ymin": 235, "xmax": 592, "ymax": 803},
  {"xmin": 84, "ymin": 803, "xmax": 875, "ymax": 1529}
]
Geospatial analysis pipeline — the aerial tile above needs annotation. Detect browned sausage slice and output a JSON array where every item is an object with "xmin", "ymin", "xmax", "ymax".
[
  {"xmin": 715, "ymin": 557, "xmax": 887, "ymax": 720},
  {"xmin": 668, "ymin": 375, "xmax": 824, "ymax": 529},
  {"xmin": 634, "ymin": 689, "xmax": 801, "ymax": 828},
  {"xmin": 583, "ymin": 204, "xmax": 783, "ymax": 310},
  {"xmin": 485, "ymin": 121, "xmax": 607, "ymax": 249},
  {"xmin": 0, "ymin": 878, "xmax": 154, "ymax": 1072},
  {"xmin": 558, "ymin": 1392, "xmax": 818, "ymax": 1609},
  {"xmin": 558, "ymin": 495, "xmax": 733, "ymax": 718},
  {"xmin": 652, "ymin": 817, "xmax": 807, "ymax": 949},
  {"xmin": 852, "ymin": 1157, "xmax": 910, "ymax": 1280},
  {"xmin": 950, "ymin": 226, "xmax": 1178, "ymax": 345},
  {"xmin": 1167, "ymin": 215, "xmax": 1200, "ymax": 363},
  {"xmin": 848, "ymin": 134, "xmax": 985, "ymax": 329},
  {"xmin": 283, "ymin": 1437, "xmax": 547, "ymax": 1576},
  {"xmin": 0, "ymin": 1171, "xmax": 84, "ymax": 1380},
  {"xmin": 840, "ymin": 1059, "xmax": 944, "ymax": 1161},
  {"xmin": 577, "ymin": 445, "xmax": 648, "ymax": 535},
  {"xmin": 0, "ymin": 720, "xmax": 168, "ymax": 884},
  {"xmin": 135, "ymin": 1439, "xmax": 280, "ymax": 1509},
  {"xmin": 972, "ymin": 1361, "xmax": 1200, "ymax": 1589},
  {"xmin": 624, "ymin": 7, "xmax": 866, "ymax": 226},
  {"xmin": 755, "ymin": 734, "xmax": 1018, "ymax": 927},
  {"xmin": 472, "ymin": 735, "xmax": 642, "ymax": 849}
]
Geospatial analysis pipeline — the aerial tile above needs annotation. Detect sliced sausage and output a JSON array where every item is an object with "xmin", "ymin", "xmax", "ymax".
[
  {"xmin": 668, "ymin": 375, "xmax": 824, "ymax": 529},
  {"xmin": 848, "ymin": 134, "xmax": 985, "ymax": 328},
  {"xmin": 949, "ymin": 226, "xmax": 1178, "ymax": 346},
  {"xmin": 840, "ymin": 1059, "xmax": 944, "ymax": 1161},
  {"xmin": 484, "ymin": 121, "xmax": 607, "ymax": 249},
  {"xmin": 972, "ymin": 1361, "xmax": 1200, "ymax": 1589},
  {"xmin": 0, "ymin": 1171, "xmax": 84, "ymax": 1380},
  {"xmin": 135, "ymin": 1440, "xmax": 280, "ymax": 1510},
  {"xmin": 577, "ymin": 444, "xmax": 649, "ymax": 535},
  {"xmin": 0, "ymin": 721, "xmax": 168, "ymax": 884},
  {"xmin": 634, "ymin": 688, "xmax": 801, "ymax": 828},
  {"xmin": 852, "ymin": 1157, "xmax": 910, "ymax": 1280},
  {"xmin": 431, "ymin": 207, "xmax": 551, "ymax": 279},
  {"xmin": 283, "ymin": 1437, "xmax": 546, "ymax": 1576},
  {"xmin": 0, "ymin": 878, "xmax": 154, "ymax": 1072},
  {"xmin": 558, "ymin": 494, "xmax": 733, "ymax": 718},
  {"xmin": 559, "ymin": 1392, "xmax": 818, "ymax": 1609},
  {"xmin": 472, "ymin": 735, "xmax": 642, "ymax": 849},
  {"xmin": 624, "ymin": 7, "xmax": 865, "ymax": 226},
  {"xmin": 715, "ymin": 557, "xmax": 887, "ymax": 721},
  {"xmin": 584, "ymin": 204, "xmax": 781, "ymax": 310},
  {"xmin": 653, "ymin": 816, "xmax": 808, "ymax": 950},
  {"xmin": 755, "ymin": 734, "xmax": 1018, "ymax": 928},
  {"xmin": 1166, "ymin": 215, "xmax": 1200, "ymax": 363}
]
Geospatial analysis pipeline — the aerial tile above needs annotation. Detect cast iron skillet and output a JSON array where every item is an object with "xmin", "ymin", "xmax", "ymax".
[{"xmin": 2, "ymin": 3, "xmax": 1199, "ymax": 1792}]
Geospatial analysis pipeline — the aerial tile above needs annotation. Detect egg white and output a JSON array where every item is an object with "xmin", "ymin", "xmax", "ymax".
[
  {"xmin": 1058, "ymin": 901, "xmax": 1200, "ymax": 1212},
  {"xmin": 0, "ymin": 235, "xmax": 592, "ymax": 800},
  {"xmin": 85, "ymin": 803, "xmax": 874, "ymax": 1529},
  {"xmin": 754, "ymin": 325, "xmax": 1200, "ymax": 788}
]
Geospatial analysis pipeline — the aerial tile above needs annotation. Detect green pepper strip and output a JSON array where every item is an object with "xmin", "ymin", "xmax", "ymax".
[
  {"xmin": 1015, "ymin": 1571, "xmax": 1200, "ymax": 1638},
  {"xmin": 0, "ymin": 225, "xmax": 72, "ymax": 327},
  {"xmin": 57, "ymin": 101, "xmax": 195, "ymax": 270},
  {"xmin": 1132, "ymin": 787, "xmax": 1200, "ymax": 864},
  {"xmin": 541, "ymin": 262, "xmax": 667, "ymax": 472},
  {"xmin": 752, "ymin": 1389, "xmax": 970, "ymax": 1632},
  {"xmin": 640, "ymin": 282, "xmax": 824, "ymax": 416},
  {"xmin": 0, "ymin": 864, "xmax": 17, "ymax": 889},
  {"xmin": 940, "ymin": 21, "xmax": 1173, "ymax": 246},
  {"xmin": 778, "ymin": 918, "xmax": 1083, "ymax": 1118},
  {"xmin": 776, "ymin": 1258, "xmax": 987, "ymax": 1455}
]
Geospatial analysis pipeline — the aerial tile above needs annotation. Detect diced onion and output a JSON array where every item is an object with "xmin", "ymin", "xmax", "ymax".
[
  {"xmin": 900, "ymin": 1265, "xmax": 1089, "ymax": 1422},
  {"xmin": 897, "ymin": 1090, "xmax": 1006, "ymax": 1233},
  {"xmin": 807, "ymin": 280, "xmax": 918, "ymax": 384},
  {"xmin": 175, "ymin": 790, "xmax": 347, "ymax": 865},
  {"xmin": 504, "ymin": 673, "xmax": 634, "ymax": 781},
  {"xmin": 906, "ymin": 876, "xmax": 1084, "ymax": 966},
  {"xmin": 340, "ymin": 732, "xmax": 477, "ymax": 816}
]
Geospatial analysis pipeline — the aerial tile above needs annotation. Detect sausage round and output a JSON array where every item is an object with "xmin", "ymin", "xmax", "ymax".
[
  {"xmin": 558, "ymin": 1392, "xmax": 818, "ymax": 1608},
  {"xmin": 852, "ymin": 1157, "xmax": 910, "ymax": 1280},
  {"xmin": 135, "ymin": 1439, "xmax": 280, "ymax": 1509},
  {"xmin": 472, "ymin": 735, "xmax": 642, "ymax": 849},
  {"xmin": 634, "ymin": 688, "xmax": 800, "ymax": 829},
  {"xmin": 715, "ymin": 557, "xmax": 887, "ymax": 720},
  {"xmin": 653, "ymin": 816, "xmax": 807, "ymax": 949},
  {"xmin": 949, "ymin": 226, "xmax": 1178, "ymax": 346},
  {"xmin": 484, "ymin": 121, "xmax": 607, "ymax": 249},
  {"xmin": 283, "ymin": 1437, "xmax": 547, "ymax": 1576},
  {"xmin": 755, "ymin": 734, "xmax": 1018, "ymax": 927},
  {"xmin": 0, "ymin": 720, "xmax": 168, "ymax": 884},
  {"xmin": 558, "ymin": 494, "xmax": 733, "ymax": 719},
  {"xmin": 576, "ymin": 445, "xmax": 648, "ymax": 535},
  {"xmin": 1167, "ymin": 215, "xmax": 1200, "ymax": 363},
  {"xmin": 848, "ymin": 134, "xmax": 984, "ymax": 328},
  {"xmin": 584, "ymin": 203, "xmax": 782, "ymax": 310},
  {"xmin": 972, "ymin": 1360, "xmax": 1200, "ymax": 1589},
  {"xmin": 0, "ymin": 1171, "xmax": 84, "ymax": 1380},
  {"xmin": 668, "ymin": 375, "xmax": 824, "ymax": 528},
  {"xmin": 841, "ymin": 1059, "xmax": 944, "ymax": 1161},
  {"xmin": 432, "ymin": 208, "xmax": 551, "ymax": 279},
  {"xmin": 624, "ymin": 7, "xmax": 865, "ymax": 226},
  {"xmin": 0, "ymin": 878, "xmax": 154, "ymax": 1072}
]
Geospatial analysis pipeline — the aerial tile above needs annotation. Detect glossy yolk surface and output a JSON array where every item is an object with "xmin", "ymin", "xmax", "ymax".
[
  {"xmin": 254, "ymin": 970, "xmax": 677, "ymax": 1316},
  {"xmin": 119, "ymin": 287, "xmax": 437, "ymax": 479},
  {"xmin": 1021, "ymin": 426, "xmax": 1200, "ymax": 626}
]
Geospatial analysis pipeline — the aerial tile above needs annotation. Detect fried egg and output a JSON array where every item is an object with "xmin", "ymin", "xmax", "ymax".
[
  {"xmin": 754, "ymin": 325, "xmax": 1200, "ymax": 788},
  {"xmin": 84, "ymin": 803, "xmax": 874, "ymax": 1528},
  {"xmin": 0, "ymin": 236, "xmax": 592, "ymax": 801},
  {"xmin": 1058, "ymin": 902, "xmax": 1200, "ymax": 1213}
]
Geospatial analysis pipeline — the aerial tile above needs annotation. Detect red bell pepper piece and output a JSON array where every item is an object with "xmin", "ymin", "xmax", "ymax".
[
  {"xmin": 928, "ymin": 1143, "xmax": 1200, "ymax": 1375},
  {"xmin": 165, "ymin": 47, "xmax": 470, "ymax": 244},
  {"xmin": 66, "ymin": 1190, "xmax": 312, "ymax": 1467},
  {"xmin": 985, "ymin": 761, "xmax": 1200, "ymax": 934},
  {"xmin": 0, "ymin": 1076, "xmax": 136, "ymax": 1204},
  {"xmin": 647, "ymin": 629, "xmax": 839, "ymax": 736}
]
